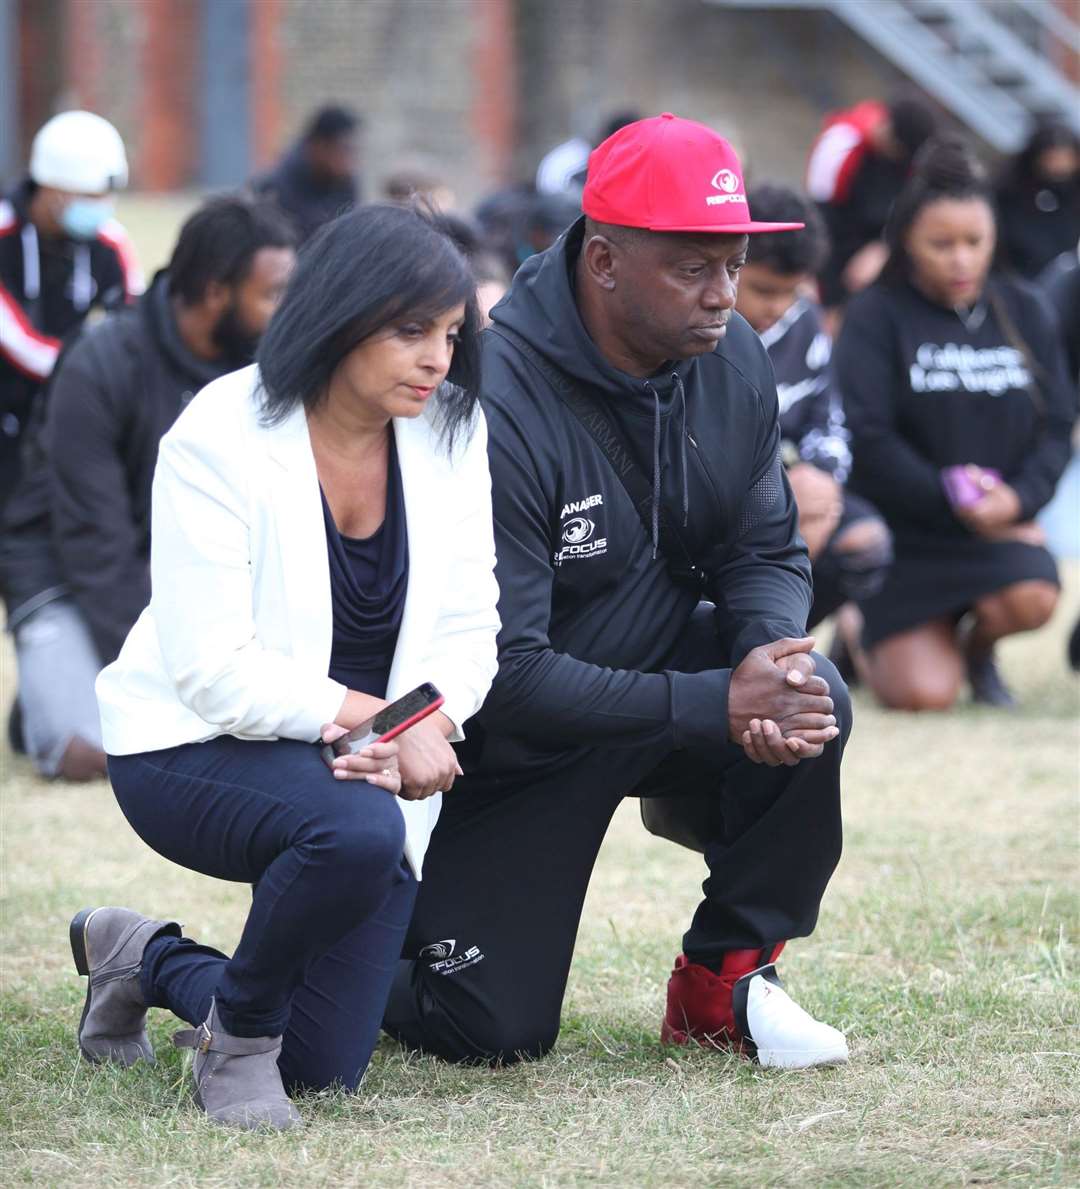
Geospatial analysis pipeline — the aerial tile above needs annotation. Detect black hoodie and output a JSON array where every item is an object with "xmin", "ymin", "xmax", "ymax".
[
  {"xmin": 834, "ymin": 274, "xmax": 1075, "ymax": 537},
  {"xmin": 1, "ymin": 179, "xmax": 139, "ymax": 511},
  {"xmin": 252, "ymin": 144, "xmax": 359, "ymax": 244},
  {"xmin": 0, "ymin": 272, "xmax": 229, "ymax": 663},
  {"xmin": 463, "ymin": 219, "xmax": 811, "ymax": 780}
]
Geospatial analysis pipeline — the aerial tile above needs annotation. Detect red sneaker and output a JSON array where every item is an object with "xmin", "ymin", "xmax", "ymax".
[
  {"xmin": 661, "ymin": 946, "xmax": 784, "ymax": 1052},
  {"xmin": 661, "ymin": 946, "xmax": 848, "ymax": 1068}
]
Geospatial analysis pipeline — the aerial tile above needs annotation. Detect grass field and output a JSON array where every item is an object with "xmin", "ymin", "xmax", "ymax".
[
  {"xmin": 1, "ymin": 197, "xmax": 1078, "ymax": 1185},
  {"xmin": 2, "ymin": 571, "xmax": 1078, "ymax": 1187}
]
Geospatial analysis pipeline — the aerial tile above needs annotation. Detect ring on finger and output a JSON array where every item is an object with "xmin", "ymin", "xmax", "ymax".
[{"xmin": 381, "ymin": 768, "xmax": 394, "ymax": 777}]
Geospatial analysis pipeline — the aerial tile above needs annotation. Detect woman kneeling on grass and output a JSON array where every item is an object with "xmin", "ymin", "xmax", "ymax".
[
  {"xmin": 833, "ymin": 138, "xmax": 1074, "ymax": 710},
  {"xmin": 71, "ymin": 205, "xmax": 500, "ymax": 1130}
]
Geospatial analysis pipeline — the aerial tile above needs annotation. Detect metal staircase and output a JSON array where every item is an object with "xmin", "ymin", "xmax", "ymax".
[{"xmin": 707, "ymin": 0, "xmax": 1080, "ymax": 151}]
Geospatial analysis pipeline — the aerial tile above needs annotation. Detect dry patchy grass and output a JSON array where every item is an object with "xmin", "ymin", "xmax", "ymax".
[
  {"xmin": 2, "ymin": 571, "xmax": 1077, "ymax": 1187},
  {"xmin": 1, "ymin": 190, "xmax": 1078, "ymax": 1182}
]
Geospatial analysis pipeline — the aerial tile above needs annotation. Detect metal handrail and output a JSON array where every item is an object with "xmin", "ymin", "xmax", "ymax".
[
  {"xmin": 705, "ymin": 0, "xmax": 1079, "ymax": 149},
  {"xmin": 1009, "ymin": 0, "xmax": 1080, "ymax": 55}
]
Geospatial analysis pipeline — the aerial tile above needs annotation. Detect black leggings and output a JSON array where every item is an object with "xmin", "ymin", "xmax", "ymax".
[{"xmin": 383, "ymin": 610, "xmax": 852, "ymax": 1065}]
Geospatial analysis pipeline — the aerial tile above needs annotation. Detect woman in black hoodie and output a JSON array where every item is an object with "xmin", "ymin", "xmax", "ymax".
[
  {"xmin": 995, "ymin": 119, "xmax": 1080, "ymax": 279},
  {"xmin": 834, "ymin": 139, "xmax": 1074, "ymax": 710}
]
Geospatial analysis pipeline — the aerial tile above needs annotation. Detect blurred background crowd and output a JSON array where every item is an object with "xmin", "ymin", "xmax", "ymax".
[{"xmin": 0, "ymin": 0, "xmax": 1078, "ymax": 783}]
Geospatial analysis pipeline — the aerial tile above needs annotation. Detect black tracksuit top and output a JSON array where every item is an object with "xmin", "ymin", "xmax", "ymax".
[
  {"xmin": 464, "ymin": 219, "xmax": 811, "ymax": 777},
  {"xmin": 0, "ymin": 180, "xmax": 139, "ymax": 509},
  {"xmin": 252, "ymin": 145, "xmax": 359, "ymax": 245}
]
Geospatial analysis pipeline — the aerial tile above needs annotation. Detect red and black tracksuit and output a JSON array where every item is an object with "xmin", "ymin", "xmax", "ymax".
[
  {"xmin": 805, "ymin": 101, "xmax": 908, "ymax": 308},
  {"xmin": 0, "ymin": 179, "xmax": 142, "ymax": 511}
]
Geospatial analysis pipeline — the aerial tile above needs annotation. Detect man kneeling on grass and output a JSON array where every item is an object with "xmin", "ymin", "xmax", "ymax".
[{"xmin": 384, "ymin": 115, "xmax": 852, "ymax": 1070}]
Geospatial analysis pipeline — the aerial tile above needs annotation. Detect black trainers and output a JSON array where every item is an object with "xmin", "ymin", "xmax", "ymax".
[{"xmin": 967, "ymin": 649, "xmax": 1017, "ymax": 708}]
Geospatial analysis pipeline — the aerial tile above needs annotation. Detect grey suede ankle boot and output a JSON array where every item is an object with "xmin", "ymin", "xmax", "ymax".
[
  {"xmin": 69, "ymin": 906, "xmax": 181, "ymax": 1066},
  {"xmin": 172, "ymin": 999, "xmax": 301, "ymax": 1131}
]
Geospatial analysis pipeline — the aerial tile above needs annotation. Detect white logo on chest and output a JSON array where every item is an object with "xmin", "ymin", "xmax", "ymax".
[
  {"xmin": 909, "ymin": 341, "xmax": 1029, "ymax": 396},
  {"xmin": 555, "ymin": 494, "xmax": 607, "ymax": 565},
  {"xmin": 561, "ymin": 493, "xmax": 603, "ymax": 519},
  {"xmin": 562, "ymin": 517, "xmax": 594, "ymax": 544}
]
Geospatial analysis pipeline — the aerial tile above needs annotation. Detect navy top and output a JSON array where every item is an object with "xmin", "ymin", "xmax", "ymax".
[{"xmin": 322, "ymin": 435, "xmax": 409, "ymax": 698}]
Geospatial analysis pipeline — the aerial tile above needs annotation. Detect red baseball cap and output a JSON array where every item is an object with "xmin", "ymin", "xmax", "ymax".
[{"xmin": 582, "ymin": 112, "xmax": 804, "ymax": 234}]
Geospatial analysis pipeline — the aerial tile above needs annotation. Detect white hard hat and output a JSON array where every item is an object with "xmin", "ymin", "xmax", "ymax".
[{"xmin": 29, "ymin": 110, "xmax": 129, "ymax": 194}]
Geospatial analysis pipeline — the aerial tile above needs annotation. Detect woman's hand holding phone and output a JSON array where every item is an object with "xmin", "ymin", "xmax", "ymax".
[
  {"xmin": 958, "ymin": 477, "xmax": 1022, "ymax": 536},
  {"xmin": 397, "ymin": 712, "xmax": 462, "ymax": 800},
  {"xmin": 320, "ymin": 684, "xmax": 459, "ymax": 800},
  {"xmin": 320, "ymin": 724, "xmax": 401, "ymax": 793},
  {"xmin": 334, "ymin": 690, "xmax": 390, "ymax": 732}
]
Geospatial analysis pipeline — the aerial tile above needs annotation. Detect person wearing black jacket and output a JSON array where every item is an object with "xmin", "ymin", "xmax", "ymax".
[
  {"xmin": 253, "ymin": 105, "xmax": 361, "ymax": 244},
  {"xmin": 835, "ymin": 140, "xmax": 1074, "ymax": 711},
  {"xmin": 995, "ymin": 119, "xmax": 1080, "ymax": 280},
  {"xmin": 1, "ymin": 195, "xmax": 295, "ymax": 780},
  {"xmin": 1, "ymin": 111, "xmax": 142, "ymax": 513},
  {"xmin": 1037, "ymin": 243, "xmax": 1080, "ymax": 672},
  {"xmin": 1039, "ymin": 241, "xmax": 1080, "ymax": 390},
  {"xmin": 384, "ymin": 115, "xmax": 853, "ymax": 1071}
]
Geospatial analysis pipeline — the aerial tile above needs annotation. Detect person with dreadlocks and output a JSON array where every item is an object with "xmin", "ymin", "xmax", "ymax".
[{"xmin": 833, "ymin": 138, "xmax": 1074, "ymax": 710}]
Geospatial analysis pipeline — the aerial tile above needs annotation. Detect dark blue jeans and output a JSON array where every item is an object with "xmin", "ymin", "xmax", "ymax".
[{"xmin": 108, "ymin": 735, "xmax": 416, "ymax": 1093}]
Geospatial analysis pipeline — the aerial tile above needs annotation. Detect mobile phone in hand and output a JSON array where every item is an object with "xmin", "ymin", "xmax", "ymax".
[
  {"xmin": 942, "ymin": 465, "xmax": 1001, "ymax": 510},
  {"xmin": 321, "ymin": 682, "xmax": 444, "ymax": 769}
]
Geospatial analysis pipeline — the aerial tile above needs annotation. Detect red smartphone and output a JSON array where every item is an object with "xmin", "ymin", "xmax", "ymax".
[{"xmin": 321, "ymin": 682, "xmax": 444, "ymax": 768}]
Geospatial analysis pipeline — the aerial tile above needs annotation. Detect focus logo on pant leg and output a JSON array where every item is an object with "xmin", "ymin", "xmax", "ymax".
[
  {"xmin": 420, "ymin": 939, "xmax": 455, "ymax": 960},
  {"xmin": 420, "ymin": 937, "xmax": 485, "ymax": 975}
]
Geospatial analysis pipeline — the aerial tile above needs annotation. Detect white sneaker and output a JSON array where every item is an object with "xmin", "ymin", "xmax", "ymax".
[{"xmin": 733, "ymin": 964, "xmax": 849, "ymax": 1069}]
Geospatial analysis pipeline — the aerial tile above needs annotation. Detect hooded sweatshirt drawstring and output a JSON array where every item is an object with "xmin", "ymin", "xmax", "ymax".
[
  {"xmin": 641, "ymin": 374, "xmax": 691, "ymax": 559},
  {"xmin": 672, "ymin": 372, "xmax": 689, "ymax": 528},
  {"xmin": 643, "ymin": 379, "xmax": 662, "ymax": 558}
]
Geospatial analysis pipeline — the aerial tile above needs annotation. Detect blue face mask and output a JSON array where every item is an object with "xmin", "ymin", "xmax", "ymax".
[{"xmin": 60, "ymin": 198, "xmax": 113, "ymax": 241}]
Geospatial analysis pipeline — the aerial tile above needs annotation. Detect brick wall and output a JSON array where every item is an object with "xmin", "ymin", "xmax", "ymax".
[
  {"xmin": 272, "ymin": 0, "xmax": 482, "ymax": 203},
  {"xmin": 511, "ymin": 0, "xmax": 913, "ymax": 191},
  {"xmin": 19, "ymin": 0, "xmax": 929, "ymax": 200},
  {"xmin": 266, "ymin": 0, "xmax": 918, "ymax": 205},
  {"xmin": 43, "ymin": 0, "xmax": 190, "ymax": 192}
]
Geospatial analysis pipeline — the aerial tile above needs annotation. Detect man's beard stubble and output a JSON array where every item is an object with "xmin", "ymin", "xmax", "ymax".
[{"xmin": 212, "ymin": 304, "xmax": 261, "ymax": 368}]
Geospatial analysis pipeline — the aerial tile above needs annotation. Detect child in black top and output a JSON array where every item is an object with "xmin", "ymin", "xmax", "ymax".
[
  {"xmin": 738, "ymin": 186, "xmax": 892, "ymax": 630},
  {"xmin": 834, "ymin": 139, "xmax": 1074, "ymax": 709}
]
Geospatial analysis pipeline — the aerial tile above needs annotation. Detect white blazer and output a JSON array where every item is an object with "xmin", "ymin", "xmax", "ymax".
[{"xmin": 96, "ymin": 365, "xmax": 500, "ymax": 878}]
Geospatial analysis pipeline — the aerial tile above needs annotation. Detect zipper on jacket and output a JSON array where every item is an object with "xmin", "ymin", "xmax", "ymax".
[{"xmin": 684, "ymin": 427, "xmax": 728, "ymax": 513}]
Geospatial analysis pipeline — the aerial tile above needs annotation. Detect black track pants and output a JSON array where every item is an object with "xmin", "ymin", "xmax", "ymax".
[{"xmin": 383, "ymin": 610, "xmax": 851, "ymax": 1065}]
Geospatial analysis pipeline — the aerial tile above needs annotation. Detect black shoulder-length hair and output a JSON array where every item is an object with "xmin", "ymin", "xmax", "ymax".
[{"xmin": 255, "ymin": 203, "xmax": 482, "ymax": 452}]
